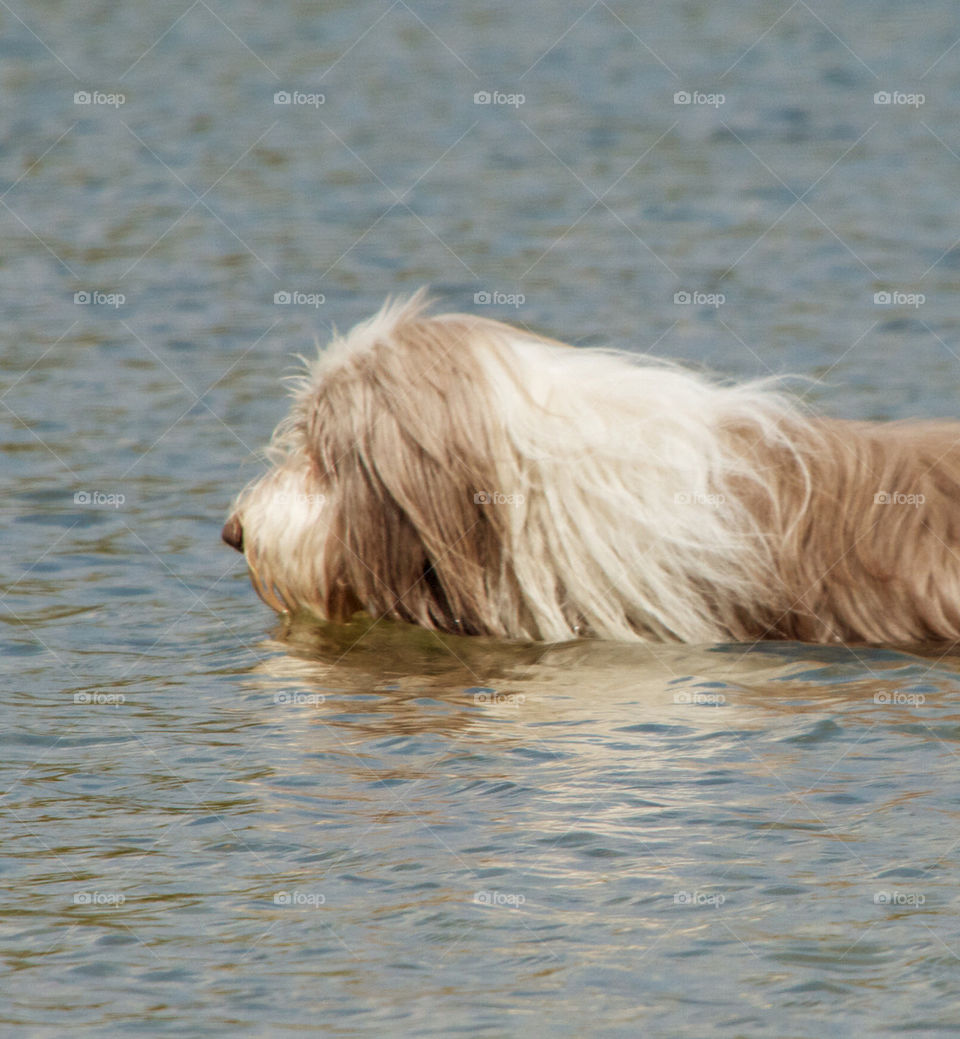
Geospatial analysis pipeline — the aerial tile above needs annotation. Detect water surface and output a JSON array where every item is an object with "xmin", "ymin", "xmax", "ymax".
[{"xmin": 4, "ymin": 1, "xmax": 960, "ymax": 1035}]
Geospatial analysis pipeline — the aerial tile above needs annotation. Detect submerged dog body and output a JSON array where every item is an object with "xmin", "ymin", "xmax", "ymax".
[{"xmin": 224, "ymin": 293, "xmax": 960, "ymax": 644}]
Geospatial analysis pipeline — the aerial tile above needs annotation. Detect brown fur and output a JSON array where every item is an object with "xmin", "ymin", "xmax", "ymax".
[{"xmin": 734, "ymin": 419, "xmax": 960, "ymax": 642}]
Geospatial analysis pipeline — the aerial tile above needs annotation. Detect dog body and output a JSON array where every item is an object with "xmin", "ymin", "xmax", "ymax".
[{"xmin": 224, "ymin": 293, "xmax": 960, "ymax": 644}]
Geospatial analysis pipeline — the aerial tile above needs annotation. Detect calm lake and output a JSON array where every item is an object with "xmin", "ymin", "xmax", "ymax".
[{"xmin": 5, "ymin": 1, "xmax": 960, "ymax": 1035}]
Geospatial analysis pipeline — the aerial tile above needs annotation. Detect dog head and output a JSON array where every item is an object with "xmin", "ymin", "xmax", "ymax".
[{"xmin": 224, "ymin": 292, "xmax": 556, "ymax": 636}]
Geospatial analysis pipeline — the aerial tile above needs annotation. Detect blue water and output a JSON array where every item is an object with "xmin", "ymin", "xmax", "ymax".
[{"xmin": 5, "ymin": 1, "xmax": 960, "ymax": 1035}]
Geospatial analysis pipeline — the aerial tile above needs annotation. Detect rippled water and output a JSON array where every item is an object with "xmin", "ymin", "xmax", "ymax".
[{"xmin": 5, "ymin": 1, "xmax": 960, "ymax": 1035}]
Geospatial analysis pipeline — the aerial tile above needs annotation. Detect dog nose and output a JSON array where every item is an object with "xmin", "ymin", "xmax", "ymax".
[{"xmin": 222, "ymin": 514, "xmax": 244, "ymax": 552}]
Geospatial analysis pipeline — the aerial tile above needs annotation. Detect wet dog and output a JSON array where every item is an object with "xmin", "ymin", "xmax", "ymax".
[{"xmin": 223, "ymin": 292, "xmax": 960, "ymax": 643}]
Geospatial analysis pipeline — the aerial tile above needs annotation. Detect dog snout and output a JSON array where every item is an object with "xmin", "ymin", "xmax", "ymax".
[{"xmin": 222, "ymin": 514, "xmax": 244, "ymax": 552}]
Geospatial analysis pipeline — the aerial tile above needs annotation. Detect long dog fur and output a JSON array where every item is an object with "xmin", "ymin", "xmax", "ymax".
[{"xmin": 223, "ymin": 292, "xmax": 960, "ymax": 644}]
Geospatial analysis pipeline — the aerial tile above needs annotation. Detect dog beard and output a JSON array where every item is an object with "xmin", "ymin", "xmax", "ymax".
[{"xmin": 224, "ymin": 291, "xmax": 960, "ymax": 645}]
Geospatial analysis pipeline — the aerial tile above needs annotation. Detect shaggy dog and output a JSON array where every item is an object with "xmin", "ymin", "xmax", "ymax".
[{"xmin": 223, "ymin": 292, "xmax": 960, "ymax": 644}]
